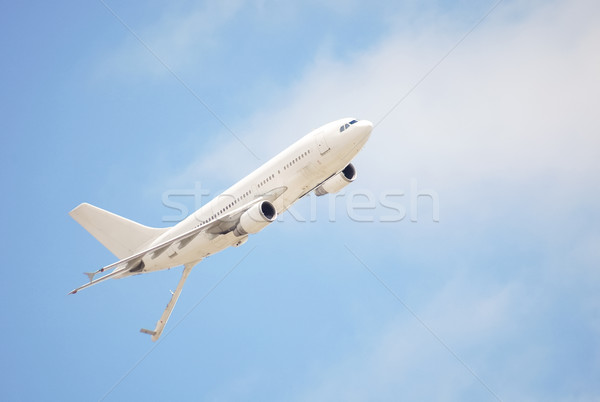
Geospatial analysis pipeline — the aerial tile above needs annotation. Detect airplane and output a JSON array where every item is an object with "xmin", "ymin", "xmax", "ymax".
[{"xmin": 69, "ymin": 117, "xmax": 373, "ymax": 341}]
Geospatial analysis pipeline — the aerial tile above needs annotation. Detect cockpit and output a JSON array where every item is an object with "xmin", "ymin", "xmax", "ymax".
[{"xmin": 339, "ymin": 119, "xmax": 359, "ymax": 132}]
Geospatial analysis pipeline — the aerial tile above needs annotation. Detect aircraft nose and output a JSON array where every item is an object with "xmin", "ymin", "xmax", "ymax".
[
  {"xmin": 361, "ymin": 120, "xmax": 373, "ymax": 132},
  {"xmin": 358, "ymin": 119, "xmax": 373, "ymax": 138}
]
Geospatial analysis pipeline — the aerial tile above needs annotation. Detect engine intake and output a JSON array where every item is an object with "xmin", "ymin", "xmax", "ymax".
[
  {"xmin": 315, "ymin": 163, "xmax": 357, "ymax": 196},
  {"xmin": 234, "ymin": 200, "xmax": 277, "ymax": 237}
]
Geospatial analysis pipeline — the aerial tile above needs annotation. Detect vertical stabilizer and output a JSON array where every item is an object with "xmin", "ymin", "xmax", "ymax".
[{"xmin": 69, "ymin": 203, "xmax": 170, "ymax": 259}]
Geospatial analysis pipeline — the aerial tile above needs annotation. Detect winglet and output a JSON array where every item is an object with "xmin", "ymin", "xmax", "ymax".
[
  {"xmin": 140, "ymin": 328, "xmax": 157, "ymax": 336},
  {"xmin": 84, "ymin": 272, "xmax": 96, "ymax": 282}
]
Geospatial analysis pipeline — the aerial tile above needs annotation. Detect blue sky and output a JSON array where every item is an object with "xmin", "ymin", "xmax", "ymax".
[{"xmin": 1, "ymin": 0, "xmax": 599, "ymax": 401}]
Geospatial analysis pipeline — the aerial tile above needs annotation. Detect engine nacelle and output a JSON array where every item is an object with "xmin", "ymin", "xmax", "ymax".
[
  {"xmin": 233, "ymin": 200, "xmax": 277, "ymax": 237},
  {"xmin": 314, "ymin": 163, "xmax": 357, "ymax": 196}
]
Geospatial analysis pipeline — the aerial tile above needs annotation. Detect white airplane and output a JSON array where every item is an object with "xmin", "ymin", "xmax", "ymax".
[{"xmin": 69, "ymin": 117, "xmax": 373, "ymax": 340}]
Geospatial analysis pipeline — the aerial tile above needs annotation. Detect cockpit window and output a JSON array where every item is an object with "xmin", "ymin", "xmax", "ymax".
[{"xmin": 340, "ymin": 119, "xmax": 359, "ymax": 132}]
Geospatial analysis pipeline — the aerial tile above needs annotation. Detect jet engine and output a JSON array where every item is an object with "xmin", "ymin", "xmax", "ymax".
[
  {"xmin": 314, "ymin": 163, "xmax": 357, "ymax": 196},
  {"xmin": 233, "ymin": 200, "xmax": 277, "ymax": 237}
]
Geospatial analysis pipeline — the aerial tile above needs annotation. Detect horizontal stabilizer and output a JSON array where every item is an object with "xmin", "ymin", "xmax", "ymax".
[{"xmin": 67, "ymin": 258, "xmax": 143, "ymax": 295}]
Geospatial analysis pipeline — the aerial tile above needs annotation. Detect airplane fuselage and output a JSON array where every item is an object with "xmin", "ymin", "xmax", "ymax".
[{"xmin": 141, "ymin": 118, "xmax": 373, "ymax": 272}]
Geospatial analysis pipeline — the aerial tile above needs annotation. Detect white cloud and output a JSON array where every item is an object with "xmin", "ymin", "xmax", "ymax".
[{"xmin": 182, "ymin": 0, "xmax": 599, "ymax": 184}]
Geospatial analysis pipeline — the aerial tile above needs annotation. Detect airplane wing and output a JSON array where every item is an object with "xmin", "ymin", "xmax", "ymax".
[{"xmin": 68, "ymin": 186, "xmax": 287, "ymax": 295}]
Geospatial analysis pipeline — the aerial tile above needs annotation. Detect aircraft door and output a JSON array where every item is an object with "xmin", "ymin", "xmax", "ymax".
[{"xmin": 315, "ymin": 130, "xmax": 330, "ymax": 155}]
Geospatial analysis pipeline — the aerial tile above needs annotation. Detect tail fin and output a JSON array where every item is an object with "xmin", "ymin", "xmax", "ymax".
[{"xmin": 69, "ymin": 203, "xmax": 170, "ymax": 259}]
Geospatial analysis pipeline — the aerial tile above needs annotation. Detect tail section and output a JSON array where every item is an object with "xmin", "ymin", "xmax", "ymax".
[{"xmin": 69, "ymin": 203, "xmax": 170, "ymax": 259}]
